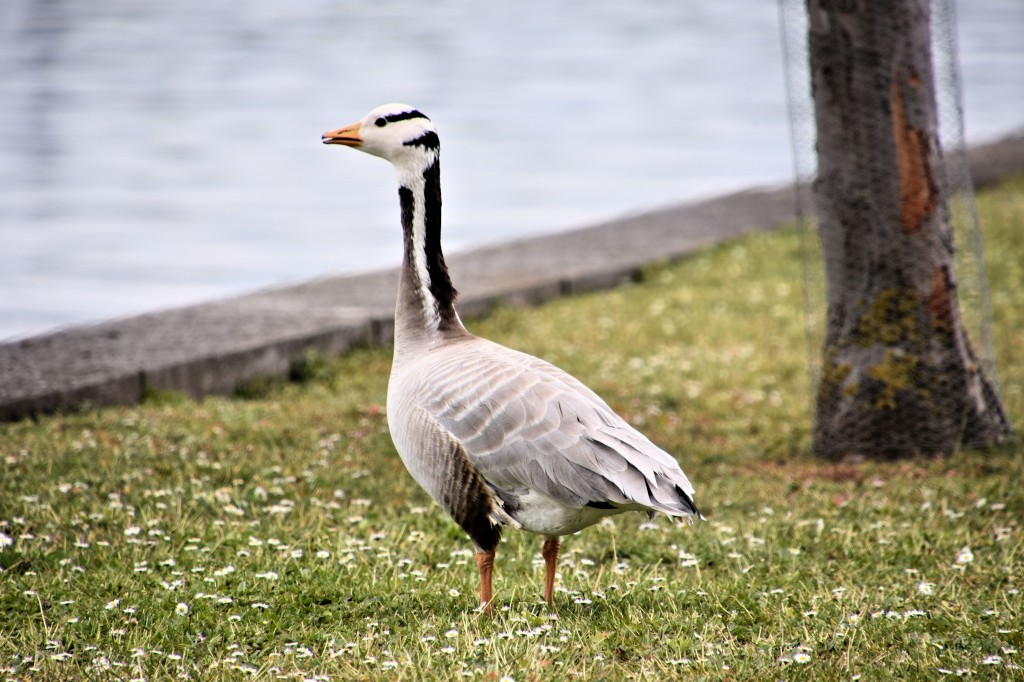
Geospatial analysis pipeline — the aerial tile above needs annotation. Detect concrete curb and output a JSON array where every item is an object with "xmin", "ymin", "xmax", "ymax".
[{"xmin": 3, "ymin": 133, "xmax": 1023, "ymax": 421}]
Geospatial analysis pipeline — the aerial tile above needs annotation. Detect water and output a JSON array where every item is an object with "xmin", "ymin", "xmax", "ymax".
[{"xmin": 1, "ymin": 0, "xmax": 1021, "ymax": 341}]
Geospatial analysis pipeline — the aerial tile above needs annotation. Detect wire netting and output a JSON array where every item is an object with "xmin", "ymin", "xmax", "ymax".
[{"xmin": 777, "ymin": 0, "xmax": 1001, "ymax": 453}]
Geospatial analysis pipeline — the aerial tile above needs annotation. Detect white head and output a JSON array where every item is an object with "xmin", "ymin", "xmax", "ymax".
[{"xmin": 322, "ymin": 103, "xmax": 439, "ymax": 174}]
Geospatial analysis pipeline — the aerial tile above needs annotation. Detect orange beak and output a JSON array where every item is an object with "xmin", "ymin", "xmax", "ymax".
[{"xmin": 322, "ymin": 121, "xmax": 362, "ymax": 146}]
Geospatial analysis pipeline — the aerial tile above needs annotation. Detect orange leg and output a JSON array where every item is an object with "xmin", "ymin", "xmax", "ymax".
[
  {"xmin": 541, "ymin": 537, "xmax": 561, "ymax": 607},
  {"xmin": 476, "ymin": 550, "xmax": 495, "ymax": 613}
]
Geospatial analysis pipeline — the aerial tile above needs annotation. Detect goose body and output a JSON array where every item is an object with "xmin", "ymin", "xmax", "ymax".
[{"xmin": 323, "ymin": 104, "xmax": 702, "ymax": 610}]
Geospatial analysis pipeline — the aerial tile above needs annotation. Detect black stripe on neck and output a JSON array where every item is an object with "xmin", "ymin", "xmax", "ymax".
[
  {"xmin": 385, "ymin": 109, "xmax": 429, "ymax": 124},
  {"xmin": 422, "ymin": 161, "xmax": 458, "ymax": 327},
  {"xmin": 398, "ymin": 159, "xmax": 458, "ymax": 330},
  {"xmin": 404, "ymin": 131, "xmax": 439, "ymax": 149}
]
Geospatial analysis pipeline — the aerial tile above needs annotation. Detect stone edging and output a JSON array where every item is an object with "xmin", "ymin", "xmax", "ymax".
[{"xmin": 2, "ymin": 133, "xmax": 1022, "ymax": 421}]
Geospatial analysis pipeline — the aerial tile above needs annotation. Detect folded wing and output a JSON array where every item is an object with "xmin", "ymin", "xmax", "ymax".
[{"xmin": 413, "ymin": 339, "xmax": 700, "ymax": 518}]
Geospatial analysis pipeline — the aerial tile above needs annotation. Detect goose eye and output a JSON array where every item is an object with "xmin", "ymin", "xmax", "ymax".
[{"xmin": 375, "ymin": 117, "xmax": 387, "ymax": 127}]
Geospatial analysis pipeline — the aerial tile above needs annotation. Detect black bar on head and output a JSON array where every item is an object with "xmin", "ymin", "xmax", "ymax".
[
  {"xmin": 385, "ymin": 109, "xmax": 429, "ymax": 124},
  {"xmin": 404, "ymin": 131, "xmax": 440, "ymax": 149}
]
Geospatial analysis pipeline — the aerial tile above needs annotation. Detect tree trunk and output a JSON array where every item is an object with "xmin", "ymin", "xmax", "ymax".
[{"xmin": 807, "ymin": 0, "xmax": 1011, "ymax": 458}]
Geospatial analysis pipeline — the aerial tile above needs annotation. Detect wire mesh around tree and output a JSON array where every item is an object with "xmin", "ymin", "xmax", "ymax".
[{"xmin": 778, "ymin": 0, "xmax": 1009, "ymax": 457}]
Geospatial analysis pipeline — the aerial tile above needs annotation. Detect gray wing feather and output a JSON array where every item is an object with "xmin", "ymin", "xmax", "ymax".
[{"xmin": 410, "ymin": 338, "xmax": 698, "ymax": 516}]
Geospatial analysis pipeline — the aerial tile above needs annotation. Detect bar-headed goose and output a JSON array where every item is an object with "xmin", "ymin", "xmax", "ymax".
[{"xmin": 322, "ymin": 104, "xmax": 702, "ymax": 611}]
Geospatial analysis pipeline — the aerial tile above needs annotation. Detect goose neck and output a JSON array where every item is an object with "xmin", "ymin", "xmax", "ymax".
[{"xmin": 394, "ymin": 157, "xmax": 465, "ymax": 347}]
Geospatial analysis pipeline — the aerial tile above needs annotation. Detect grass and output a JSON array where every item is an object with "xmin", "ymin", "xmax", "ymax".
[{"xmin": 2, "ymin": 177, "xmax": 1023, "ymax": 681}]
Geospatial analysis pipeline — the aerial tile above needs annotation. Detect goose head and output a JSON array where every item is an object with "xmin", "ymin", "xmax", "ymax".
[{"xmin": 322, "ymin": 103, "xmax": 439, "ymax": 170}]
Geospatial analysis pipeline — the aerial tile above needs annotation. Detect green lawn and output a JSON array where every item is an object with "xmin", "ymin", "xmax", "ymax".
[{"xmin": 2, "ymin": 178, "xmax": 1022, "ymax": 681}]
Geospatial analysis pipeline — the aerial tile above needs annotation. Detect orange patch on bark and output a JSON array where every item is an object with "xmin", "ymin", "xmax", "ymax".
[
  {"xmin": 890, "ymin": 78, "xmax": 937, "ymax": 233},
  {"xmin": 927, "ymin": 265, "xmax": 954, "ymax": 327}
]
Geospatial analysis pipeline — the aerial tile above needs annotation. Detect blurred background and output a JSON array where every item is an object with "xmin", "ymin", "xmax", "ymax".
[{"xmin": 1, "ymin": 0, "xmax": 1021, "ymax": 341}]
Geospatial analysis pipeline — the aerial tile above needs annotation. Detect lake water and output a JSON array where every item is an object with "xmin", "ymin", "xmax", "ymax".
[{"xmin": 1, "ymin": 0, "xmax": 1021, "ymax": 341}]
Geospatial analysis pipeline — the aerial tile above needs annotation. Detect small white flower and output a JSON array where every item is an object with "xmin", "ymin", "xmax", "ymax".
[
  {"xmin": 956, "ymin": 547, "xmax": 974, "ymax": 565},
  {"xmin": 793, "ymin": 652, "xmax": 811, "ymax": 664},
  {"xmin": 223, "ymin": 504, "xmax": 245, "ymax": 517},
  {"xmin": 982, "ymin": 655, "xmax": 1002, "ymax": 665},
  {"xmin": 445, "ymin": 629, "xmax": 459, "ymax": 638},
  {"xmin": 105, "ymin": 599, "xmax": 120, "ymax": 610},
  {"xmin": 316, "ymin": 550, "xmax": 331, "ymax": 559},
  {"xmin": 0, "ymin": 532, "xmax": 12, "ymax": 549},
  {"xmin": 448, "ymin": 589, "xmax": 460, "ymax": 597},
  {"xmin": 678, "ymin": 551, "xmax": 699, "ymax": 567},
  {"xmin": 175, "ymin": 602, "xmax": 189, "ymax": 616},
  {"xmin": 918, "ymin": 581, "xmax": 935, "ymax": 595},
  {"xmin": 124, "ymin": 526, "xmax": 141, "ymax": 536}
]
